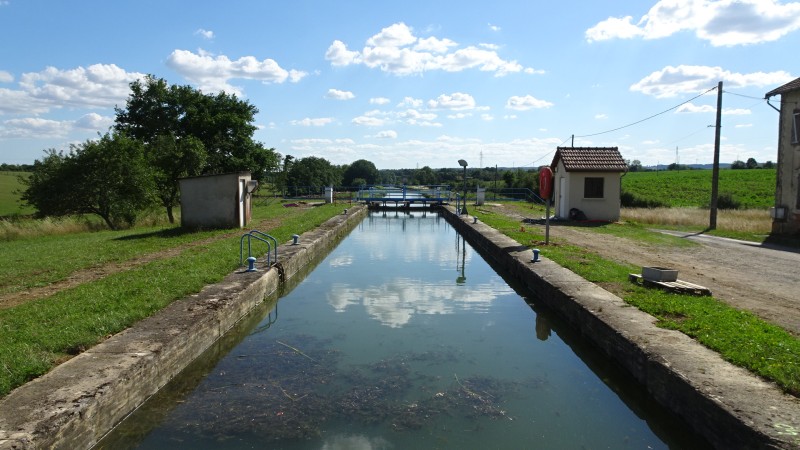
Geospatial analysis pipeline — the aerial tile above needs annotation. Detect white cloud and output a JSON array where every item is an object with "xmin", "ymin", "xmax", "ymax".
[
  {"xmin": 586, "ymin": 0, "xmax": 800, "ymax": 46},
  {"xmin": 194, "ymin": 28, "xmax": 214, "ymax": 40},
  {"xmin": 0, "ymin": 71, "xmax": 13, "ymax": 83},
  {"xmin": 595, "ymin": 113, "xmax": 608, "ymax": 119},
  {"xmin": 0, "ymin": 117, "xmax": 70, "ymax": 138},
  {"xmin": 397, "ymin": 97, "xmax": 423, "ymax": 108},
  {"xmin": 352, "ymin": 115, "xmax": 386, "ymax": 127},
  {"xmin": 427, "ymin": 92, "xmax": 476, "ymax": 110},
  {"xmin": 481, "ymin": 114, "xmax": 494, "ymax": 121},
  {"xmin": 505, "ymin": 94, "xmax": 554, "ymax": 110},
  {"xmin": 631, "ymin": 65, "xmax": 794, "ymax": 98},
  {"xmin": 291, "ymin": 117, "xmax": 334, "ymax": 126},
  {"xmin": 373, "ymin": 130, "xmax": 398, "ymax": 139},
  {"xmin": 736, "ymin": 123, "xmax": 753, "ymax": 128},
  {"xmin": 326, "ymin": 88, "xmax": 355, "ymax": 100},
  {"xmin": 370, "ymin": 97, "xmax": 390, "ymax": 105},
  {"xmin": 73, "ymin": 112, "xmax": 113, "ymax": 130},
  {"xmin": 166, "ymin": 49, "xmax": 307, "ymax": 95},
  {"xmin": 489, "ymin": 23, "xmax": 502, "ymax": 32},
  {"xmin": 677, "ymin": 102, "xmax": 752, "ymax": 115},
  {"xmin": 0, "ymin": 64, "xmax": 145, "ymax": 115},
  {"xmin": 325, "ymin": 22, "xmax": 539, "ymax": 77}
]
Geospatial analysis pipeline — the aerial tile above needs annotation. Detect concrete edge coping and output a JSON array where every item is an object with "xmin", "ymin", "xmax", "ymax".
[
  {"xmin": 0, "ymin": 205, "xmax": 368, "ymax": 450},
  {"xmin": 445, "ymin": 207, "xmax": 800, "ymax": 450}
]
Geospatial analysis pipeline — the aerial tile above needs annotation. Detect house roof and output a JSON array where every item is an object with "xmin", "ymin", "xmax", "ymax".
[
  {"xmin": 550, "ymin": 147, "xmax": 627, "ymax": 172},
  {"xmin": 765, "ymin": 77, "xmax": 800, "ymax": 99}
]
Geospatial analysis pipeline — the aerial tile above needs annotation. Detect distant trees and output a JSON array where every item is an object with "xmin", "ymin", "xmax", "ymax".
[
  {"xmin": 342, "ymin": 159, "xmax": 379, "ymax": 186},
  {"xmin": 21, "ymin": 133, "xmax": 154, "ymax": 230},
  {"xmin": 731, "ymin": 160, "xmax": 747, "ymax": 169},
  {"xmin": 286, "ymin": 157, "xmax": 342, "ymax": 194},
  {"xmin": 746, "ymin": 157, "xmax": 759, "ymax": 169}
]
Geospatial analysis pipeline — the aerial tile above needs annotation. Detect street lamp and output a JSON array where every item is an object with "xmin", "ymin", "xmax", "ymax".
[{"xmin": 458, "ymin": 159, "xmax": 468, "ymax": 215}]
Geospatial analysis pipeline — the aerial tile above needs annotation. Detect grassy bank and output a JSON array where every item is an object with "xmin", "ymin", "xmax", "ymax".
[
  {"xmin": 472, "ymin": 204, "xmax": 800, "ymax": 397},
  {"xmin": 0, "ymin": 200, "xmax": 341, "ymax": 397}
]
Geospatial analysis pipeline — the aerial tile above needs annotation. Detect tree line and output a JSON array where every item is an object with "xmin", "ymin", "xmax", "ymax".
[{"xmin": 19, "ymin": 75, "xmax": 546, "ymax": 229}]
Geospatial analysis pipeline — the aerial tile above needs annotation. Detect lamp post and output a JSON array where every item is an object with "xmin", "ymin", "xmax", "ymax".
[{"xmin": 458, "ymin": 159, "xmax": 468, "ymax": 215}]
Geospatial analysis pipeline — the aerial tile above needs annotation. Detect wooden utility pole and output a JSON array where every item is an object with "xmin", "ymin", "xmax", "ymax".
[{"xmin": 710, "ymin": 81, "xmax": 723, "ymax": 229}]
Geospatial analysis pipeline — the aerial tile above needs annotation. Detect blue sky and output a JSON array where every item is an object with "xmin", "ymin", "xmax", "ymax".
[{"xmin": 1, "ymin": 0, "xmax": 798, "ymax": 170}]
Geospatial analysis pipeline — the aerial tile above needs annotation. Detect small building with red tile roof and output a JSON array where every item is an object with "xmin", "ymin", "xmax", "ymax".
[
  {"xmin": 765, "ymin": 77, "xmax": 800, "ymax": 235},
  {"xmin": 550, "ymin": 147, "xmax": 627, "ymax": 221}
]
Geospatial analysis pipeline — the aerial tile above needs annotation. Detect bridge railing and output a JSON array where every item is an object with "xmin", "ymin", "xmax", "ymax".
[{"xmin": 356, "ymin": 185, "xmax": 452, "ymax": 202}]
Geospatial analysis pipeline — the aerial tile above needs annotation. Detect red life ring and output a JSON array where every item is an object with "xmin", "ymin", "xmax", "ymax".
[{"xmin": 539, "ymin": 167, "xmax": 553, "ymax": 199}]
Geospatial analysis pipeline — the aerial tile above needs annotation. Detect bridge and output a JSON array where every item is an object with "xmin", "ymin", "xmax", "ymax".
[{"xmin": 355, "ymin": 185, "xmax": 453, "ymax": 208}]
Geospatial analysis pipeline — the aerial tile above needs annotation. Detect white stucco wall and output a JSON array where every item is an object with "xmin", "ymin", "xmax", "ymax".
[{"xmin": 553, "ymin": 160, "xmax": 622, "ymax": 221}]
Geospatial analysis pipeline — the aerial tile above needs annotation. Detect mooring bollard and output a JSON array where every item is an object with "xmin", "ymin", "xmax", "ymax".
[
  {"xmin": 531, "ymin": 248, "xmax": 540, "ymax": 263},
  {"xmin": 343, "ymin": 209, "xmax": 348, "ymax": 215},
  {"xmin": 246, "ymin": 256, "xmax": 257, "ymax": 272},
  {"xmin": 473, "ymin": 216, "xmax": 478, "ymax": 224},
  {"xmin": 292, "ymin": 234, "xmax": 300, "ymax": 245}
]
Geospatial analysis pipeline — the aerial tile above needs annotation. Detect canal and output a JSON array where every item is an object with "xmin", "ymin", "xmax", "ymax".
[{"xmin": 98, "ymin": 210, "xmax": 709, "ymax": 449}]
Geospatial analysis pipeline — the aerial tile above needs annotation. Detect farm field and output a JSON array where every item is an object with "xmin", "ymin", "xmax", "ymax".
[
  {"xmin": 0, "ymin": 171, "xmax": 33, "ymax": 217},
  {"xmin": 621, "ymin": 169, "xmax": 775, "ymax": 209}
]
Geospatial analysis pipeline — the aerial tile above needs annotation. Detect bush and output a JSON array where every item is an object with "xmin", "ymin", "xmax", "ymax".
[
  {"xmin": 715, "ymin": 193, "xmax": 741, "ymax": 209},
  {"xmin": 620, "ymin": 191, "xmax": 666, "ymax": 208}
]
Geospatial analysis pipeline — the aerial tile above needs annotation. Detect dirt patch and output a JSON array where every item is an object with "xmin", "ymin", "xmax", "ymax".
[
  {"xmin": 0, "ymin": 218, "xmax": 283, "ymax": 310},
  {"xmin": 487, "ymin": 204, "xmax": 800, "ymax": 337}
]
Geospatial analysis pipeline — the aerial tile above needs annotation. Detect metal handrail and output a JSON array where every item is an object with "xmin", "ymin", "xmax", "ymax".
[
  {"xmin": 240, "ymin": 233, "xmax": 272, "ymax": 266},
  {"xmin": 248, "ymin": 230, "xmax": 278, "ymax": 263}
]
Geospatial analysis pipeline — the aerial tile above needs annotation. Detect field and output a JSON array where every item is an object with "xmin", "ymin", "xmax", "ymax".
[
  {"xmin": 621, "ymin": 169, "xmax": 775, "ymax": 209},
  {"xmin": 0, "ymin": 171, "xmax": 33, "ymax": 216}
]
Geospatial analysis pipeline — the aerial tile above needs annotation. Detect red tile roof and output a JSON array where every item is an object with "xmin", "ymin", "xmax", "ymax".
[
  {"xmin": 765, "ymin": 77, "xmax": 800, "ymax": 99},
  {"xmin": 550, "ymin": 147, "xmax": 627, "ymax": 172}
]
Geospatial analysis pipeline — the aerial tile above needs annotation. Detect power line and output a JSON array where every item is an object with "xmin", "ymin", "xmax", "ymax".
[
  {"xmin": 574, "ymin": 85, "xmax": 718, "ymax": 139},
  {"xmin": 722, "ymin": 90, "xmax": 765, "ymax": 101}
]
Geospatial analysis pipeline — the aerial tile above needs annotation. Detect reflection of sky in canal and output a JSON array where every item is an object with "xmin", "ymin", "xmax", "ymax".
[
  {"xmin": 326, "ymin": 212, "xmax": 505, "ymax": 327},
  {"xmin": 328, "ymin": 277, "xmax": 513, "ymax": 327}
]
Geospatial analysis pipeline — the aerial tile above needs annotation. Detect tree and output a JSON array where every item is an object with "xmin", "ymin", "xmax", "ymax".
[
  {"xmin": 627, "ymin": 159, "xmax": 643, "ymax": 172},
  {"xmin": 286, "ymin": 156, "xmax": 341, "ymax": 194},
  {"xmin": 148, "ymin": 134, "xmax": 206, "ymax": 223},
  {"xmin": 21, "ymin": 133, "xmax": 154, "ymax": 229},
  {"xmin": 114, "ymin": 75, "xmax": 280, "ymax": 180},
  {"xmin": 731, "ymin": 160, "xmax": 746, "ymax": 170},
  {"xmin": 413, "ymin": 166, "xmax": 437, "ymax": 185},
  {"xmin": 746, "ymin": 157, "xmax": 758, "ymax": 169},
  {"xmin": 764, "ymin": 160, "xmax": 775, "ymax": 169},
  {"xmin": 342, "ymin": 159, "xmax": 379, "ymax": 186}
]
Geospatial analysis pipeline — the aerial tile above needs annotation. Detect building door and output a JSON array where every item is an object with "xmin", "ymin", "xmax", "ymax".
[{"xmin": 558, "ymin": 177, "xmax": 568, "ymax": 218}]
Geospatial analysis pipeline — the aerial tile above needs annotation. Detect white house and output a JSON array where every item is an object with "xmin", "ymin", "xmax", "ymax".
[
  {"xmin": 765, "ymin": 77, "xmax": 800, "ymax": 235},
  {"xmin": 550, "ymin": 147, "xmax": 627, "ymax": 221},
  {"xmin": 179, "ymin": 172, "xmax": 257, "ymax": 229}
]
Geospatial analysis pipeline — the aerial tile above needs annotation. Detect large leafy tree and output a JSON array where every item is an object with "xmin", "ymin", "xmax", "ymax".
[
  {"xmin": 342, "ymin": 159, "xmax": 379, "ymax": 186},
  {"xmin": 114, "ymin": 75, "xmax": 280, "ymax": 179},
  {"xmin": 286, "ymin": 156, "xmax": 341, "ymax": 194},
  {"xmin": 21, "ymin": 133, "xmax": 154, "ymax": 230}
]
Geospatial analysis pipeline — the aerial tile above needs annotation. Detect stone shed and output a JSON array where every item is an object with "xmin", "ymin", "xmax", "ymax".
[
  {"xmin": 179, "ymin": 172, "xmax": 257, "ymax": 229},
  {"xmin": 550, "ymin": 147, "xmax": 628, "ymax": 221}
]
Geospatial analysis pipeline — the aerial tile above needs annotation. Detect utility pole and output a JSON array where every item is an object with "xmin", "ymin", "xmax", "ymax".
[{"xmin": 710, "ymin": 81, "xmax": 722, "ymax": 230}]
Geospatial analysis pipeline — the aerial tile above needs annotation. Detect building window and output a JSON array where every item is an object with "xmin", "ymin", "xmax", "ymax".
[
  {"xmin": 584, "ymin": 177, "xmax": 604, "ymax": 199},
  {"xmin": 792, "ymin": 111, "xmax": 799, "ymax": 144}
]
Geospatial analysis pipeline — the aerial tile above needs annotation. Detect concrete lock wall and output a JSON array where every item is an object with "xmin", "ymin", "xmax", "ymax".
[{"xmin": 0, "ymin": 206, "xmax": 368, "ymax": 450}]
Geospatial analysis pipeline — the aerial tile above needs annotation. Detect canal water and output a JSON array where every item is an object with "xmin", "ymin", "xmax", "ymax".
[{"xmin": 98, "ymin": 211, "xmax": 709, "ymax": 449}]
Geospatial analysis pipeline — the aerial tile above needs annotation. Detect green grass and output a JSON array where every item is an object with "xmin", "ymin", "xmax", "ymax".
[
  {"xmin": 0, "ymin": 171, "xmax": 33, "ymax": 216},
  {"xmin": 472, "ymin": 207, "xmax": 800, "ymax": 397},
  {"xmin": 0, "ymin": 201, "xmax": 342, "ymax": 397},
  {"xmin": 622, "ymin": 169, "xmax": 775, "ymax": 209}
]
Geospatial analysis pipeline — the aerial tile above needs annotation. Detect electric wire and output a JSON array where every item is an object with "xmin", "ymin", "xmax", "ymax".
[{"xmin": 573, "ymin": 85, "xmax": 719, "ymax": 139}]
